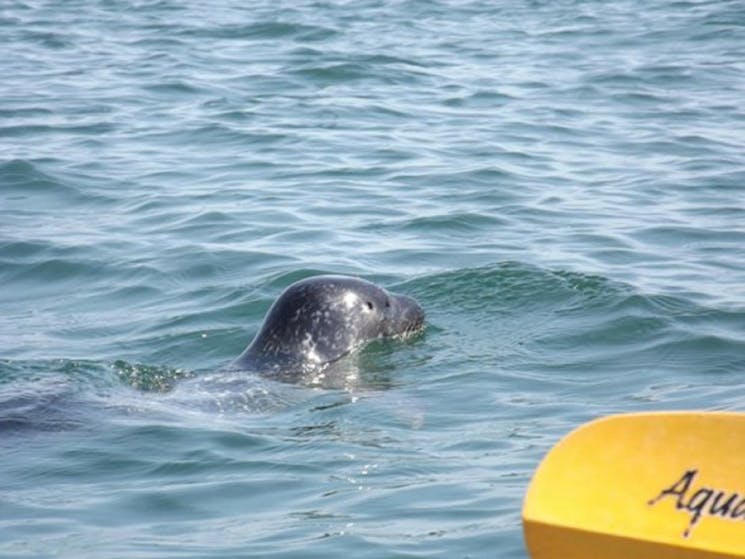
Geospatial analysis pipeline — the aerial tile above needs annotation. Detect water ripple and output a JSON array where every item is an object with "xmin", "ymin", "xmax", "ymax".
[{"xmin": 2, "ymin": 0, "xmax": 745, "ymax": 557}]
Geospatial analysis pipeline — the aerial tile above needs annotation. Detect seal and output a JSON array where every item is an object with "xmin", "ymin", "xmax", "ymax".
[{"xmin": 232, "ymin": 275, "xmax": 425, "ymax": 379}]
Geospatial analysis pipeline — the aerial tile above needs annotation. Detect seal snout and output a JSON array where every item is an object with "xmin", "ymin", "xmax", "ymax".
[{"xmin": 388, "ymin": 292, "xmax": 425, "ymax": 338}]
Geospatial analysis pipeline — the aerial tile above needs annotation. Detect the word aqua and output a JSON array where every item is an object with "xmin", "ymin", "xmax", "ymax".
[{"xmin": 648, "ymin": 469, "xmax": 745, "ymax": 537}]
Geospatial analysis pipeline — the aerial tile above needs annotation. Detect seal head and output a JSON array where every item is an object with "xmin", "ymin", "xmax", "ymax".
[{"xmin": 233, "ymin": 275, "xmax": 424, "ymax": 377}]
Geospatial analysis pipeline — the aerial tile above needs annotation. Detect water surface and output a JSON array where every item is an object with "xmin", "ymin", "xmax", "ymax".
[{"xmin": 2, "ymin": 1, "xmax": 745, "ymax": 557}]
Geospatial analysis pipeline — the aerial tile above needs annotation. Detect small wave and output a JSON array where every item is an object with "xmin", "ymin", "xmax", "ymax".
[
  {"xmin": 180, "ymin": 21, "xmax": 338, "ymax": 42},
  {"xmin": 0, "ymin": 159, "xmax": 114, "ymax": 207},
  {"xmin": 1, "ymin": 159, "xmax": 67, "ymax": 190},
  {"xmin": 142, "ymin": 81, "xmax": 204, "ymax": 96},
  {"xmin": 0, "ymin": 360, "xmax": 117, "ymax": 434},
  {"xmin": 288, "ymin": 51, "xmax": 431, "ymax": 86},
  {"xmin": 443, "ymin": 89, "xmax": 516, "ymax": 108},
  {"xmin": 408, "ymin": 263, "xmax": 745, "ymax": 386},
  {"xmin": 0, "ymin": 122, "xmax": 116, "ymax": 138},
  {"xmin": 395, "ymin": 212, "xmax": 509, "ymax": 234}
]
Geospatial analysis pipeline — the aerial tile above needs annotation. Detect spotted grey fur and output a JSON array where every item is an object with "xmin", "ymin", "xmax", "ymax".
[{"xmin": 232, "ymin": 275, "xmax": 425, "ymax": 380}]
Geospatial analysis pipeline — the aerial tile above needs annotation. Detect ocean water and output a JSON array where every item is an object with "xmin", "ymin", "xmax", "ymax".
[{"xmin": 2, "ymin": 0, "xmax": 745, "ymax": 557}]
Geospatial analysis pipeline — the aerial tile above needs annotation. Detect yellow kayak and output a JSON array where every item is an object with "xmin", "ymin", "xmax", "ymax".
[{"xmin": 523, "ymin": 412, "xmax": 745, "ymax": 559}]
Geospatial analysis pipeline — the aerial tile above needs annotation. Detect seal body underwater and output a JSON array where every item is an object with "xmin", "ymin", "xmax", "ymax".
[{"xmin": 232, "ymin": 275, "xmax": 425, "ymax": 379}]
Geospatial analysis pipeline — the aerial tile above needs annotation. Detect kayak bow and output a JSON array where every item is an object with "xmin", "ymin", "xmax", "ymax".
[{"xmin": 523, "ymin": 412, "xmax": 745, "ymax": 559}]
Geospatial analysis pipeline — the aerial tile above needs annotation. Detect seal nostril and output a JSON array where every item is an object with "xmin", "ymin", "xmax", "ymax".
[{"xmin": 366, "ymin": 301, "xmax": 374, "ymax": 310}]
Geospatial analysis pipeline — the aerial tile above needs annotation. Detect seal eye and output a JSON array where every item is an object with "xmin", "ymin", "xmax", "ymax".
[
  {"xmin": 366, "ymin": 301, "xmax": 374, "ymax": 311},
  {"xmin": 385, "ymin": 299, "xmax": 391, "ymax": 308}
]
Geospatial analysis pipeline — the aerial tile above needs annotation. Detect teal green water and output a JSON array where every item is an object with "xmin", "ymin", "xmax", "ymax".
[{"xmin": 2, "ymin": 1, "xmax": 745, "ymax": 557}]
